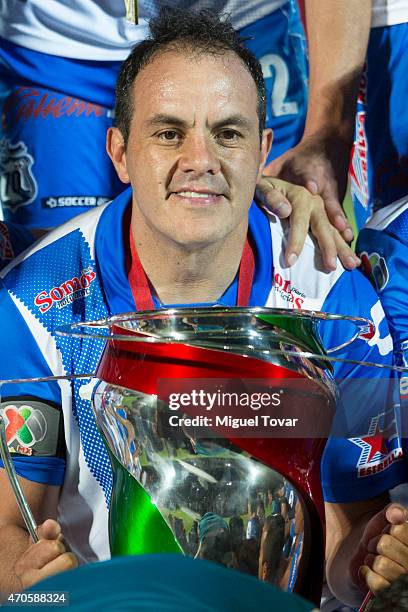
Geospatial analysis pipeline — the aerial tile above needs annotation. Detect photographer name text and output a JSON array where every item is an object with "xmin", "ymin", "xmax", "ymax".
[{"xmin": 168, "ymin": 414, "xmax": 299, "ymax": 429}]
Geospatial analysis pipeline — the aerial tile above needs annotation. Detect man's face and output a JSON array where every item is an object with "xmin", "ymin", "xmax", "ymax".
[{"xmin": 108, "ymin": 49, "xmax": 272, "ymax": 249}]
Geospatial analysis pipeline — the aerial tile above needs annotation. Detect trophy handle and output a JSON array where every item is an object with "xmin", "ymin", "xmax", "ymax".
[
  {"xmin": 359, "ymin": 591, "xmax": 374, "ymax": 611},
  {"xmin": 324, "ymin": 315, "xmax": 375, "ymax": 354},
  {"xmin": 0, "ymin": 372, "xmax": 94, "ymax": 544},
  {"xmin": 0, "ymin": 413, "xmax": 39, "ymax": 543}
]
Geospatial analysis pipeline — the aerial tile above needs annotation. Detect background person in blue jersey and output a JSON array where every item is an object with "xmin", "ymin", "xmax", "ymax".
[
  {"xmin": 357, "ymin": 197, "xmax": 408, "ymax": 372},
  {"xmin": 269, "ymin": 0, "xmax": 408, "ymax": 233},
  {"xmin": 0, "ymin": 0, "xmax": 361, "ymax": 274},
  {"xmin": 0, "ymin": 0, "xmax": 308, "ymax": 231},
  {"xmin": 0, "ymin": 8, "xmax": 406, "ymax": 605},
  {"xmin": 356, "ymin": 197, "xmax": 408, "ymax": 594}
]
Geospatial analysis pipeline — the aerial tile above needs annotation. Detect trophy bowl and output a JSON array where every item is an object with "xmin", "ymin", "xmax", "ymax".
[{"xmin": 90, "ymin": 307, "xmax": 343, "ymax": 605}]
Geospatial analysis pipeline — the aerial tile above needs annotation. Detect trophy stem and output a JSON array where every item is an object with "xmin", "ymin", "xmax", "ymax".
[{"xmin": 0, "ymin": 414, "xmax": 39, "ymax": 543}]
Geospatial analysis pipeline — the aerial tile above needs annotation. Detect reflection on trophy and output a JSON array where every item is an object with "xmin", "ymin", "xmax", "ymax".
[{"xmin": 91, "ymin": 307, "xmax": 339, "ymax": 605}]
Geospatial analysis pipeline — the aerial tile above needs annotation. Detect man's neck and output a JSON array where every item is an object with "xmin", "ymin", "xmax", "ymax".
[{"xmin": 130, "ymin": 210, "xmax": 248, "ymax": 305}]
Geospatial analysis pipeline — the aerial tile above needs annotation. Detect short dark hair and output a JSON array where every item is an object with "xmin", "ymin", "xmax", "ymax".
[{"xmin": 114, "ymin": 7, "xmax": 266, "ymax": 146}]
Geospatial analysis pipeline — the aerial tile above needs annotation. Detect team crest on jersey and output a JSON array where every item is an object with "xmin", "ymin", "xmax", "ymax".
[
  {"xmin": 34, "ymin": 266, "xmax": 97, "ymax": 313},
  {"xmin": 350, "ymin": 413, "xmax": 403, "ymax": 478},
  {"xmin": 0, "ymin": 404, "xmax": 47, "ymax": 455},
  {"xmin": 0, "ymin": 223, "xmax": 14, "ymax": 261},
  {"xmin": 350, "ymin": 111, "xmax": 369, "ymax": 209},
  {"xmin": 0, "ymin": 139, "xmax": 38, "ymax": 212},
  {"xmin": 360, "ymin": 251, "xmax": 389, "ymax": 293}
]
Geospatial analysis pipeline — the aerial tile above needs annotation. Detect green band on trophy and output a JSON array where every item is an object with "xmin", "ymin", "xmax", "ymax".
[{"xmin": 108, "ymin": 451, "xmax": 182, "ymax": 556}]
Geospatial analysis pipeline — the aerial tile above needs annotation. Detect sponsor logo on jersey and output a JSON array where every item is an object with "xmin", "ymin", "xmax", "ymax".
[
  {"xmin": 42, "ymin": 196, "xmax": 110, "ymax": 209},
  {"xmin": 34, "ymin": 266, "xmax": 96, "ymax": 313},
  {"xmin": 4, "ymin": 87, "xmax": 106, "ymax": 121},
  {"xmin": 0, "ymin": 223, "xmax": 14, "ymax": 261},
  {"xmin": 350, "ymin": 413, "xmax": 403, "ymax": 478},
  {"xmin": 0, "ymin": 139, "xmax": 38, "ymax": 212},
  {"xmin": 273, "ymin": 272, "xmax": 305, "ymax": 309},
  {"xmin": 350, "ymin": 111, "xmax": 369, "ymax": 210},
  {"xmin": 0, "ymin": 405, "xmax": 47, "ymax": 453},
  {"xmin": 360, "ymin": 251, "xmax": 389, "ymax": 293}
]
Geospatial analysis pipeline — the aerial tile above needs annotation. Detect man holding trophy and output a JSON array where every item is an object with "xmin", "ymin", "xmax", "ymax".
[{"xmin": 0, "ymin": 8, "xmax": 407, "ymax": 607}]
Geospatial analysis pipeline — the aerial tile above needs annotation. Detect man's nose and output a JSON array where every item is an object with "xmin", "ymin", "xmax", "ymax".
[{"xmin": 177, "ymin": 134, "xmax": 221, "ymax": 175}]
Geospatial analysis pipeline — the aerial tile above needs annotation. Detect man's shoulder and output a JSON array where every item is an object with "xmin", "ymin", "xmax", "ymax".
[
  {"xmin": 357, "ymin": 196, "xmax": 408, "ymax": 292},
  {"xmin": 0, "ymin": 204, "xmax": 112, "ymax": 330},
  {"xmin": 1, "ymin": 203, "xmax": 109, "ymax": 282},
  {"xmin": 266, "ymin": 215, "xmax": 346, "ymax": 311},
  {"xmin": 364, "ymin": 195, "xmax": 408, "ymax": 239}
]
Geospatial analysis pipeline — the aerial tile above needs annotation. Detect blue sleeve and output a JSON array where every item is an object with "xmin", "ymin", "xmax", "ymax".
[
  {"xmin": 319, "ymin": 269, "xmax": 405, "ymax": 503},
  {"xmin": 0, "ymin": 280, "xmax": 65, "ymax": 485},
  {"xmin": 5, "ymin": 457, "xmax": 65, "ymax": 486},
  {"xmin": 0, "ymin": 281, "xmax": 61, "ymax": 402}
]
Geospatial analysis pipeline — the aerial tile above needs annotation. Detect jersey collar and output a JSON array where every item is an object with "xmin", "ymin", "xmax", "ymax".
[{"xmin": 95, "ymin": 186, "xmax": 273, "ymax": 314}]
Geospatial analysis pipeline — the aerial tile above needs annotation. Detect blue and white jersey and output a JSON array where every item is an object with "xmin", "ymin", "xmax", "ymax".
[
  {"xmin": 357, "ymin": 196, "xmax": 408, "ymax": 355},
  {"xmin": 357, "ymin": 196, "xmax": 408, "ymax": 431},
  {"xmin": 0, "ymin": 188, "xmax": 402, "ymax": 562}
]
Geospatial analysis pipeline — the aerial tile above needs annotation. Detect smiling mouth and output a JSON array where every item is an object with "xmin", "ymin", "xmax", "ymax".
[
  {"xmin": 176, "ymin": 191, "xmax": 221, "ymax": 199},
  {"xmin": 170, "ymin": 191, "xmax": 225, "ymax": 206}
]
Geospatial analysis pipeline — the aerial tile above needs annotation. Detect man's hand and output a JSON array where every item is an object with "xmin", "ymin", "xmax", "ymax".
[
  {"xmin": 264, "ymin": 134, "xmax": 354, "ymax": 240},
  {"xmin": 255, "ymin": 175, "xmax": 360, "ymax": 271},
  {"xmin": 350, "ymin": 503, "xmax": 408, "ymax": 595},
  {"xmin": 14, "ymin": 519, "xmax": 78, "ymax": 591}
]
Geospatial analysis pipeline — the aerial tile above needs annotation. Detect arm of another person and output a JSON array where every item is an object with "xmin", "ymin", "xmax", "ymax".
[
  {"xmin": 325, "ymin": 497, "xmax": 408, "ymax": 606},
  {"xmin": 318, "ymin": 261, "xmax": 407, "ymax": 603},
  {"xmin": 0, "ymin": 475, "xmax": 77, "ymax": 595},
  {"xmin": 255, "ymin": 177, "xmax": 360, "ymax": 271},
  {"xmin": 265, "ymin": 0, "xmax": 372, "ymax": 238}
]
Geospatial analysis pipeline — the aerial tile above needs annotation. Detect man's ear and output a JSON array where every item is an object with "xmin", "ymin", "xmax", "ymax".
[
  {"xmin": 257, "ymin": 129, "xmax": 273, "ymax": 181},
  {"xmin": 106, "ymin": 127, "xmax": 130, "ymax": 184}
]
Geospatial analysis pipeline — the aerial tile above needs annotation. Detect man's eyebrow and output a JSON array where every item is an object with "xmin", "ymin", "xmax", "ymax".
[
  {"xmin": 144, "ymin": 114, "xmax": 191, "ymax": 129},
  {"xmin": 210, "ymin": 115, "xmax": 253, "ymax": 131},
  {"xmin": 144, "ymin": 114, "xmax": 254, "ymax": 131}
]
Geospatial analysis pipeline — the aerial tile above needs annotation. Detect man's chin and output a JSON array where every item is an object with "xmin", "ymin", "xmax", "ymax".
[{"xmin": 170, "ymin": 229, "xmax": 228, "ymax": 250}]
